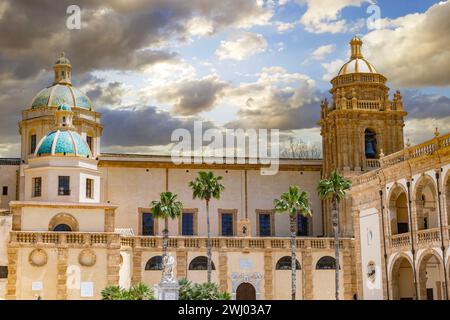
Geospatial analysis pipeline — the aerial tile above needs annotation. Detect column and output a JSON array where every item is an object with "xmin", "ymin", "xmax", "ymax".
[
  {"xmin": 302, "ymin": 247, "xmax": 314, "ymax": 300},
  {"xmin": 176, "ymin": 250, "xmax": 187, "ymax": 280},
  {"xmin": 263, "ymin": 250, "xmax": 273, "ymax": 300},
  {"xmin": 5, "ymin": 244, "xmax": 18, "ymax": 300},
  {"xmin": 218, "ymin": 252, "xmax": 228, "ymax": 293},
  {"xmin": 131, "ymin": 247, "xmax": 142, "ymax": 285},
  {"xmin": 56, "ymin": 247, "xmax": 68, "ymax": 300},
  {"xmin": 107, "ymin": 239, "xmax": 121, "ymax": 286}
]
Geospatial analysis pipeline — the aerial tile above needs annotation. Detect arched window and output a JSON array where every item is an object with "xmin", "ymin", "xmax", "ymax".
[
  {"xmin": 316, "ymin": 256, "xmax": 340, "ymax": 270},
  {"xmin": 48, "ymin": 213, "xmax": 79, "ymax": 232},
  {"xmin": 145, "ymin": 256, "xmax": 162, "ymax": 270},
  {"xmin": 188, "ymin": 256, "xmax": 216, "ymax": 270},
  {"xmin": 275, "ymin": 256, "xmax": 301, "ymax": 270},
  {"xmin": 364, "ymin": 129, "xmax": 377, "ymax": 159},
  {"xmin": 53, "ymin": 224, "xmax": 72, "ymax": 232}
]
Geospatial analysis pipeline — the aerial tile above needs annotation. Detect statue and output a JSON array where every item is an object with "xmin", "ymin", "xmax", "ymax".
[
  {"xmin": 162, "ymin": 254, "xmax": 175, "ymax": 283},
  {"xmin": 154, "ymin": 253, "xmax": 180, "ymax": 300}
]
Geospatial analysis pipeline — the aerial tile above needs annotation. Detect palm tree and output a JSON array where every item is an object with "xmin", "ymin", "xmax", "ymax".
[
  {"xmin": 274, "ymin": 185, "xmax": 312, "ymax": 300},
  {"xmin": 317, "ymin": 170, "xmax": 352, "ymax": 300},
  {"xmin": 150, "ymin": 191, "xmax": 183, "ymax": 260},
  {"xmin": 189, "ymin": 171, "xmax": 225, "ymax": 283}
]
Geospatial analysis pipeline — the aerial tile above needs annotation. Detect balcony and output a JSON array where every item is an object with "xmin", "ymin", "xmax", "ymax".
[
  {"xmin": 120, "ymin": 236, "xmax": 353, "ymax": 251},
  {"xmin": 389, "ymin": 227, "xmax": 445, "ymax": 253},
  {"xmin": 390, "ymin": 233, "xmax": 411, "ymax": 249},
  {"xmin": 364, "ymin": 158, "xmax": 380, "ymax": 171},
  {"xmin": 10, "ymin": 231, "xmax": 120, "ymax": 247}
]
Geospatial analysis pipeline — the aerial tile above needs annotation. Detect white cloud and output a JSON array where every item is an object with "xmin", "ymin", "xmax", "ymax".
[
  {"xmin": 225, "ymin": 66, "xmax": 320, "ymax": 130},
  {"xmin": 312, "ymin": 44, "xmax": 335, "ymax": 60},
  {"xmin": 276, "ymin": 21, "xmax": 296, "ymax": 32},
  {"xmin": 321, "ymin": 59, "xmax": 345, "ymax": 81},
  {"xmin": 363, "ymin": 0, "xmax": 450, "ymax": 87},
  {"xmin": 298, "ymin": 0, "xmax": 372, "ymax": 34},
  {"xmin": 215, "ymin": 32, "xmax": 268, "ymax": 61}
]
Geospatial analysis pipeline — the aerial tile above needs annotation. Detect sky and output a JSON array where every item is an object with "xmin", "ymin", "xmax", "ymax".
[{"xmin": 0, "ymin": 0, "xmax": 449, "ymax": 157}]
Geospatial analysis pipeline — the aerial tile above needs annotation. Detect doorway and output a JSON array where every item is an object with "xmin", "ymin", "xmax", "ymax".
[{"xmin": 236, "ymin": 282, "xmax": 256, "ymax": 300}]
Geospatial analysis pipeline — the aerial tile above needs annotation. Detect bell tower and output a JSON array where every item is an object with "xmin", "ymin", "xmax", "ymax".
[
  {"xmin": 320, "ymin": 37, "xmax": 406, "ymax": 178},
  {"xmin": 319, "ymin": 37, "xmax": 407, "ymax": 236}
]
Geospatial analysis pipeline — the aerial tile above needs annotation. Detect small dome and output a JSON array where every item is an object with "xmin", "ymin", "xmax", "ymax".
[
  {"xmin": 30, "ymin": 84, "xmax": 94, "ymax": 110},
  {"xmin": 35, "ymin": 130, "xmax": 92, "ymax": 158},
  {"xmin": 336, "ymin": 37, "xmax": 378, "ymax": 77},
  {"xmin": 57, "ymin": 103, "xmax": 72, "ymax": 111},
  {"xmin": 338, "ymin": 58, "xmax": 377, "ymax": 76}
]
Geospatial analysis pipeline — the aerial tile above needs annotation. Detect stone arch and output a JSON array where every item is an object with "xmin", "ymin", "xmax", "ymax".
[
  {"xmin": 414, "ymin": 174, "xmax": 438, "ymax": 230},
  {"xmin": 390, "ymin": 253, "xmax": 415, "ymax": 300},
  {"xmin": 48, "ymin": 213, "xmax": 79, "ymax": 232},
  {"xmin": 236, "ymin": 282, "xmax": 256, "ymax": 300},
  {"xmin": 188, "ymin": 256, "xmax": 216, "ymax": 270},
  {"xmin": 388, "ymin": 184, "xmax": 409, "ymax": 235},
  {"xmin": 416, "ymin": 249, "xmax": 445, "ymax": 300},
  {"xmin": 275, "ymin": 256, "xmax": 301, "ymax": 270}
]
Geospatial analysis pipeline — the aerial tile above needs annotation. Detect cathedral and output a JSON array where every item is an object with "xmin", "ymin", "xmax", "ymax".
[{"xmin": 0, "ymin": 37, "xmax": 449, "ymax": 300}]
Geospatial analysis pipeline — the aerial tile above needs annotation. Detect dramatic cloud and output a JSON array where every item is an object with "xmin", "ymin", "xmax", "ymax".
[
  {"xmin": 226, "ymin": 67, "xmax": 321, "ymax": 130},
  {"xmin": 86, "ymin": 81, "xmax": 126, "ymax": 106},
  {"xmin": 216, "ymin": 32, "xmax": 268, "ymax": 61},
  {"xmin": 153, "ymin": 75, "xmax": 230, "ymax": 116},
  {"xmin": 298, "ymin": 0, "xmax": 372, "ymax": 33},
  {"xmin": 312, "ymin": 44, "xmax": 335, "ymax": 60},
  {"xmin": 99, "ymin": 106, "xmax": 215, "ymax": 148},
  {"xmin": 402, "ymin": 90, "xmax": 450, "ymax": 120},
  {"xmin": 0, "ymin": 0, "xmax": 273, "ymax": 79},
  {"xmin": 364, "ymin": 1, "xmax": 450, "ymax": 87}
]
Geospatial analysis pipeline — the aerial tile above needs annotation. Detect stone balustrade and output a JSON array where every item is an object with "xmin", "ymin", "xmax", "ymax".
[
  {"xmin": 380, "ymin": 132, "xmax": 450, "ymax": 168},
  {"xmin": 120, "ymin": 235, "xmax": 352, "ymax": 251},
  {"xmin": 10, "ymin": 231, "xmax": 120, "ymax": 247},
  {"xmin": 416, "ymin": 228, "xmax": 441, "ymax": 245},
  {"xmin": 390, "ymin": 233, "xmax": 411, "ymax": 249}
]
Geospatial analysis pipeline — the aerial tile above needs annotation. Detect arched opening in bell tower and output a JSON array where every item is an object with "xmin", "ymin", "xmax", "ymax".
[{"xmin": 364, "ymin": 129, "xmax": 378, "ymax": 159}]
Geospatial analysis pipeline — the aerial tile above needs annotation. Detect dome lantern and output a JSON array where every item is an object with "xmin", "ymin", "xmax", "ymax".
[
  {"xmin": 55, "ymin": 104, "xmax": 74, "ymax": 130},
  {"xmin": 53, "ymin": 52, "xmax": 72, "ymax": 85},
  {"xmin": 350, "ymin": 36, "xmax": 363, "ymax": 59}
]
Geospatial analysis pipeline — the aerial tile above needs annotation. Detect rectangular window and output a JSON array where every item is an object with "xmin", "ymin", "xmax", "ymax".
[
  {"xmin": 297, "ymin": 214, "xmax": 309, "ymax": 236},
  {"xmin": 221, "ymin": 213, "xmax": 234, "ymax": 236},
  {"xmin": 142, "ymin": 213, "xmax": 154, "ymax": 236},
  {"xmin": 1, "ymin": 186, "xmax": 7, "ymax": 196},
  {"xmin": 30, "ymin": 134, "xmax": 37, "ymax": 154},
  {"xmin": 58, "ymin": 176, "xmax": 70, "ymax": 196},
  {"xmin": 86, "ymin": 136, "xmax": 93, "ymax": 151},
  {"xmin": 86, "ymin": 178, "xmax": 93, "ymax": 199},
  {"xmin": 32, "ymin": 177, "xmax": 42, "ymax": 197},
  {"xmin": 259, "ymin": 213, "xmax": 272, "ymax": 237},
  {"xmin": 182, "ymin": 212, "xmax": 194, "ymax": 236},
  {"xmin": 397, "ymin": 223, "xmax": 409, "ymax": 234},
  {"xmin": 0, "ymin": 266, "xmax": 8, "ymax": 279}
]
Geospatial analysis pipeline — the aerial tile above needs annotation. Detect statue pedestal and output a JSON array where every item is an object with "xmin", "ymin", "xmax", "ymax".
[{"xmin": 154, "ymin": 281, "xmax": 180, "ymax": 300}]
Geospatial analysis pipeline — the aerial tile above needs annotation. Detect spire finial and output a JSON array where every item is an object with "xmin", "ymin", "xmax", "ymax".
[
  {"xmin": 434, "ymin": 127, "xmax": 440, "ymax": 137},
  {"xmin": 350, "ymin": 36, "xmax": 363, "ymax": 59}
]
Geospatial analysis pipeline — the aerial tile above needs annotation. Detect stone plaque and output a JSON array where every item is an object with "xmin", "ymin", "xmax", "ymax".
[
  {"xmin": 80, "ymin": 281, "xmax": 94, "ymax": 297},
  {"xmin": 31, "ymin": 281, "xmax": 43, "ymax": 291}
]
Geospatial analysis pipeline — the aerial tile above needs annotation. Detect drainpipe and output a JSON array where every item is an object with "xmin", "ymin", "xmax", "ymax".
[
  {"xmin": 379, "ymin": 190, "xmax": 390, "ymax": 300},
  {"xmin": 435, "ymin": 171, "xmax": 449, "ymax": 300},
  {"xmin": 406, "ymin": 180, "xmax": 419, "ymax": 299}
]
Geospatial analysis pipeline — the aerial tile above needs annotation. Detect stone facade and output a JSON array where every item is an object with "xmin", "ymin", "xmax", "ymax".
[{"xmin": 0, "ymin": 38, "xmax": 449, "ymax": 300}]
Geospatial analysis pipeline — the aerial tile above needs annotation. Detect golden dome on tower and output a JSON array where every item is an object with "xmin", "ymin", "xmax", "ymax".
[{"xmin": 337, "ymin": 36, "xmax": 378, "ymax": 76}]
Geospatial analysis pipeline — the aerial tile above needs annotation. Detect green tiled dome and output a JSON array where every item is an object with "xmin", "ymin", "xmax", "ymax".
[
  {"xmin": 35, "ymin": 130, "xmax": 92, "ymax": 158},
  {"xmin": 30, "ymin": 84, "xmax": 94, "ymax": 111}
]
